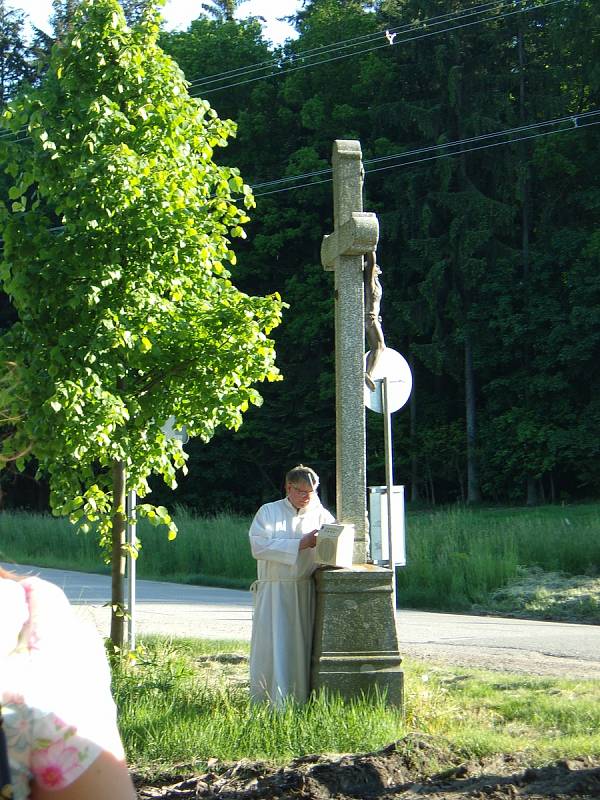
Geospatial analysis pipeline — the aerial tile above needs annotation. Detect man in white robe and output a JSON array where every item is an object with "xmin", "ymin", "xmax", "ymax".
[{"xmin": 249, "ymin": 464, "xmax": 334, "ymax": 707}]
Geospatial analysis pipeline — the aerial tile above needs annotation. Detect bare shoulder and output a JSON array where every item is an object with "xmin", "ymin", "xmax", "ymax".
[{"xmin": 30, "ymin": 751, "xmax": 136, "ymax": 800}]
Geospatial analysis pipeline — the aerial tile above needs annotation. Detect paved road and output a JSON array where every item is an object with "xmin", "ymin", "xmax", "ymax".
[{"xmin": 4, "ymin": 563, "xmax": 600, "ymax": 678}]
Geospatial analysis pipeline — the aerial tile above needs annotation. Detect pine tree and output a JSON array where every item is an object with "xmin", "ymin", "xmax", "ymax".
[
  {"xmin": 0, "ymin": 1, "xmax": 33, "ymax": 106},
  {"xmin": 201, "ymin": 0, "xmax": 245, "ymax": 23}
]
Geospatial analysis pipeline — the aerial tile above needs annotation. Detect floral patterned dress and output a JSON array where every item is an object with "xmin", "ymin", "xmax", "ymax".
[{"xmin": 0, "ymin": 575, "xmax": 125, "ymax": 799}]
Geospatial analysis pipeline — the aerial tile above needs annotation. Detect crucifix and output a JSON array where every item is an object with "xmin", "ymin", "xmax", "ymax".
[
  {"xmin": 321, "ymin": 139, "xmax": 379, "ymax": 563},
  {"xmin": 311, "ymin": 139, "xmax": 403, "ymax": 706}
]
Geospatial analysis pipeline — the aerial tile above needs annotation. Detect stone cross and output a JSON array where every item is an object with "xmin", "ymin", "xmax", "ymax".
[{"xmin": 321, "ymin": 140, "xmax": 379, "ymax": 563}]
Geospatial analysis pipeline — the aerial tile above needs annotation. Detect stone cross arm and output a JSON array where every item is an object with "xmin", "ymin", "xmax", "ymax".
[{"xmin": 321, "ymin": 212, "xmax": 379, "ymax": 272}]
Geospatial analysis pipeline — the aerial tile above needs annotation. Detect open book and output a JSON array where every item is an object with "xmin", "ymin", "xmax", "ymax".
[{"xmin": 314, "ymin": 523, "xmax": 354, "ymax": 568}]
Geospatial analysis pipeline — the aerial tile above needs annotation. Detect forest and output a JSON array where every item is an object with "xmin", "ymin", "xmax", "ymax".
[{"xmin": 0, "ymin": 0, "xmax": 598, "ymax": 515}]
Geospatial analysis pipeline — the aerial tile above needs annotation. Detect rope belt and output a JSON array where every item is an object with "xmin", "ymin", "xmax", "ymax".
[{"xmin": 250, "ymin": 576, "xmax": 313, "ymax": 592}]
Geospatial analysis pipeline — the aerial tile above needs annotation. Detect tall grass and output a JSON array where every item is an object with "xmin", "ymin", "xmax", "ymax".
[
  {"xmin": 110, "ymin": 636, "xmax": 454, "ymax": 771},
  {"xmin": 134, "ymin": 507, "xmax": 255, "ymax": 589},
  {"xmin": 398, "ymin": 504, "xmax": 600, "ymax": 611},
  {"xmin": 2, "ymin": 503, "xmax": 599, "ymax": 608},
  {"xmin": 0, "ymin": 510, "xmax": 107, "ymax": 573},
  {"xmin": 0, "ymin": 506, "xmax": 255, "ymax": 588}
]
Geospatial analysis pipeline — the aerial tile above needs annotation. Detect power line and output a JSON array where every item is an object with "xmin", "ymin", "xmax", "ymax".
[
  {"xmin": 1, "ymin": 111, "xmax": 595, "ymax": 243},
  {"xmin": 365, "ymin": 109, "xmax": 600, "ymax": 166},
  {"xmin": 252, "ymin": 111, "xmax": 600, "ymax": 197},
  {"xmin": 0, "ymin": 0, "xmax": 572, "ymax": 143},
  {"xmin": 0, "ymin": 127, "xmax": 26, "ymax": 141},
  {"xmin": 190, "ymin": 0, "xmax": 569, "ymax": 96},
  {"xmin": 366, "ymin": 119, "xmax": 600, "ymax": 176},
  {"xmin": 184, "ymin": 0, "xmax": 512, "ymax": 91},
  {"xmin": 250, "ymin": 110, "xmax": 600, "ymax": 194}
]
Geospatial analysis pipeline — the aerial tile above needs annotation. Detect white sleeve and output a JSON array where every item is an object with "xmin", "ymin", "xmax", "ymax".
[
  {"xmin": 249, "ymin": 505, "xmax": 300, "ymax": 566},
  {"xmin": 320, "ymin": 507, "xmax": 336, "ymax": 526}
]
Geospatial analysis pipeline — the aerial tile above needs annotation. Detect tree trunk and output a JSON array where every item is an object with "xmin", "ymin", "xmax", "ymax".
[
  {"xmin": 457, "ymin": 465, "xmax": 465, "ymax": 503},
  {"xmin": 465, "ymin": 332, "xmax": 481, "ymax": 503},
  {"xmin": 426, "ymin": 466, "xmax": 436, "ymax": 506},
  {"xmin": 519, "ymin": 22, "xmax": 537, "ymax": 506},
  {"xmin": 526, "ymin": 476, "xmax": 538, "ymax": 506},
  {"xmin": 110, "ymin": 459, "xmax": 127, "ymax": 650},
  {"xmin": 0, "ymin": 55, "xmax": 5, "ymax": 107},
  {"xmin": 409, "ymin": 356, "xmax": 419, "ymax": 502},
  {"xmin": 518, "ymin": 25, "xmax": 531, "ymax": 281}
]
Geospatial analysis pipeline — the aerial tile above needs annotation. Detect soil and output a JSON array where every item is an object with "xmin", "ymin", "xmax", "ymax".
[{"xmin": 135, "ymin": 737, "xmax": 600, "ymax": 799}]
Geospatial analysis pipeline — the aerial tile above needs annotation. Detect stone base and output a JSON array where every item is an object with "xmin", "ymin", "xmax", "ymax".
[{"xmin": 311, "ymin": 565, "xmax": 403, "ymax": 706}]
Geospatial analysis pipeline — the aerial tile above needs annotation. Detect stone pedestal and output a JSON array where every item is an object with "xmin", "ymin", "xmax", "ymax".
[{"xmin": 311, "ymin": 565, "xmax": 403, "ymax": 706}]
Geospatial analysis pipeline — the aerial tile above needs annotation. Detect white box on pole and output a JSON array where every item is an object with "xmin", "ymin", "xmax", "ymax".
[{"xmin": 368, "ymin": 485, "xmax": 406, "ymax": 566}]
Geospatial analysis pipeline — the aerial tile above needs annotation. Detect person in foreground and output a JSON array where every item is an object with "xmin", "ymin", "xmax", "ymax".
[
  {"xmin": 0, "ymin": 567, "xmax": 136, "ymax": 800},
  {"xmin": 249, "ymin": 464, "xmax": 335, "ymax": 707}
]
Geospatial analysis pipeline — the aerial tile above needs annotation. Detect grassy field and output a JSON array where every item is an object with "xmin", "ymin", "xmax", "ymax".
[
  {"xmin": 0, "ymin": 506, "xmax": 254, "ymax": 589},
  {"xmin": 398, "ymin": 503, "xmax": 600, "ymax": 613},
  {"xmin": 1, "ymin": 508, "xmax": 598, "ymax": 778},
  {"xmin": 114, "ymin": 635, "xmax": 600, "ymax": 778},
  {"xmin": 1, "ymin": 502, "xmax": 598, "ymax": 616}
]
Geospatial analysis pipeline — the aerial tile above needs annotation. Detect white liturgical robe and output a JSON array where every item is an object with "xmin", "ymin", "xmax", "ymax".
[{"xmin": 249, "ymin": 495, "xmax": 334, "ymax": 706}]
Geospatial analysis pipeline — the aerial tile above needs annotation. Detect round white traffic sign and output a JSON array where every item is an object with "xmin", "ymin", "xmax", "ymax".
[{"xmin": 364, "ymin": 347, "xmax": 412, "ymax": 414}]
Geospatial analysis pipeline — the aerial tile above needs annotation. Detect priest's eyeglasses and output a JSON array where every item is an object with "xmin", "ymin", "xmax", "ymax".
[{"xmin": 289, "ymin": 484, "xmax": 315, "ymax": 497}]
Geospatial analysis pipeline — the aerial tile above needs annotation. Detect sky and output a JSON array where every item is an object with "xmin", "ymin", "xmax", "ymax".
[{"xmin": 10, "ymin": 0, "xmax": 301, "ymax": 45}]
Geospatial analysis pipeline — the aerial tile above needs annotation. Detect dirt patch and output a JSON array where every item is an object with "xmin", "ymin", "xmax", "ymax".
[{"xmin": 136, "ymin": 737, "xmax": 600, "ymax": 799}]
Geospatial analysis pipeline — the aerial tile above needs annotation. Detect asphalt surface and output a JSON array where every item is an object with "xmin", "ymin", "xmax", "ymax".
[{"xmin": 4, "ymin": 562, "xmax": 600, "ymax": 678}]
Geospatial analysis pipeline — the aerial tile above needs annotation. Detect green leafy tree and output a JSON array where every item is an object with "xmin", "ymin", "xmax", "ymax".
[
  {"xmin": 30, "ymin": 0, "xmax": 83, "ymax": 61},
  {"xmin": 159, "ymin": 6, "xmax": 341, "ymax": 506},
  {"xmin": 0, "ymin": 0, "xmax": 283, "ymax": 647},
  {"xmin": 32, "ymin": 0, "xmax": 151, "ymax": 61},
  {"xmin": 159, "ymin": 14, "xmax": 272, "ymax": 131}
]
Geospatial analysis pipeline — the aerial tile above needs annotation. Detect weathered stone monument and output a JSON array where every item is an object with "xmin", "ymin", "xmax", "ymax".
[{"xmin": 310, "ymin": 140, "xmax": 404, "ymax": 705}]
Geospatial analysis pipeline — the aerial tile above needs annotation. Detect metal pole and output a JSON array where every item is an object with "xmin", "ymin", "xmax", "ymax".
[
  {"xmin": 126, "ymin": 488, "xmax": 137, "ymax": 652},
  {"xmin": 382, "ymin": 377, "xmax": 396, "ymax": 608}
]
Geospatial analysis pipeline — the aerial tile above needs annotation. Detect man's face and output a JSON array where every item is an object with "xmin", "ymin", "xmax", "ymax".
[{"xmin": 286, "ymin": 480, "xmax": 315, "ymax": 509}]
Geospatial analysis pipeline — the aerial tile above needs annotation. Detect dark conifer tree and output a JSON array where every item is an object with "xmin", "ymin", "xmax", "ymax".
[{"xmin": 0, "ymin": 1, "xmax": 34, "ymax": 105}]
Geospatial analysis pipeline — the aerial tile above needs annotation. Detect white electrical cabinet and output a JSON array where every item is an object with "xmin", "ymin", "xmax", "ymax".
[{"xmin": 368, "ymin": 485, "xmax": 406, "ymax": 566}]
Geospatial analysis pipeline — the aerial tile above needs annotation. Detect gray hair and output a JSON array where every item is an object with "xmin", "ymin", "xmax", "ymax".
[{"xmin": 285, "ymin": 464, "xmax": 319, "ymax": 489}]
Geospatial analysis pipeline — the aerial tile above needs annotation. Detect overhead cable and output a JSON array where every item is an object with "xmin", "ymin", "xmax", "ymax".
[
  {"xmin": 190, "ymin": 0, "xmax": 569, "ymax": 96},
  {"xmin": 184, "ymin": 0, "xmax": 513, "ymax": 91},
  {"xmin": 1, "ymin": 110, "xmax": 596, "ymax": 248},
  {"xmin": 252, "ymin": 111, "xmax": 600, "ymax": 197},
  {"xmin": 0, "ymin": 0, "xmax": 571, "ymax": 142}
]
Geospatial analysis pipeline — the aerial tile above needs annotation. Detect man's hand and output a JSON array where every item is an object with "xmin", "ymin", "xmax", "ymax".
[{"xmin": 299, "ymin": 530, "xmax": 318, "ymax": 550}]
